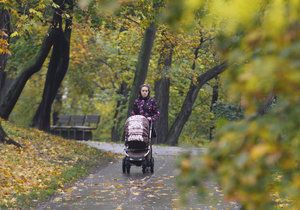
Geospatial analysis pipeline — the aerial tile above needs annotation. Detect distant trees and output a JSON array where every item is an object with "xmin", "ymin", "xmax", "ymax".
[
  {"xmin": 166, "ymin": 62, "xmax": 227, "ymax": 145},
  {"xmin": 2, "ymin": 0, "xmax": 228, "ymax": 146},
  {"xmin": 154, "ymin": 33, "xmax": 174, "ymax": 144}
]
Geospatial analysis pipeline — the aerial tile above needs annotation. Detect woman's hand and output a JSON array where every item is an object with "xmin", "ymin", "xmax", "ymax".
[{"xmin": 147, "ymin": 117, "xmax": 152, "ymax": 121}]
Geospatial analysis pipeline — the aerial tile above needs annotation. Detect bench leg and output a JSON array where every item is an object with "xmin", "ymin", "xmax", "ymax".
[{"xmin": 85, "ymin": 131, "xmax": 92, "ymax": 140}]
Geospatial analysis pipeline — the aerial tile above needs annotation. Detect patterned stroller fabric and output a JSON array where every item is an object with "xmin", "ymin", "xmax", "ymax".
[{"xmin": 125, "ymin": 115, "xmax": 149, "ymax": 144}]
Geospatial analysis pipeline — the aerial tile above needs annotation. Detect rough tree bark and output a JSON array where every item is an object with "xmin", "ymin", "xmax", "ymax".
[
  {"xmin": 166, "ymin": 62, "xmax": 228, "ymax": 145},
  {"xmin": 154, "ymin": 40, "xmax": 174, "ymax": 144},
  {"xmin": 126, "ymin": 22, "xmax": 156, "ymax": 117},
  {"xmin": 32, "ymin": 1, "xmax": 73, "ymax": 131}
]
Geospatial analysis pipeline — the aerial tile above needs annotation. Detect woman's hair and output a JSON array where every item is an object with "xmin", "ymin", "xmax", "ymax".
[{"xmin": 139, "ymin": 84, "xmax": 151, "ymax": 98}]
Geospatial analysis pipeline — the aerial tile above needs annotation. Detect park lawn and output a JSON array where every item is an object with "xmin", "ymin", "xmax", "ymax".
[{"xmin": 0, "ymin": 120, "xmax": 116, "ymax": 208}]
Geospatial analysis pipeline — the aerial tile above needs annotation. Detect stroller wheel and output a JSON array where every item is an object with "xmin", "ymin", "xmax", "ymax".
[
  {"xmin": 142, "ymin": 167, "xmax": 146, "ymax": 174},
  {"xmin": 150, "ymin": 158, "xmax": 154, "ymax": 173},
  {"xmin": 126, "ymin": 165, "xmax": 131, "ymax": 174},
  {"xmin": 122, "ymin": 158, "xmax": 126, "ymax": 173}
]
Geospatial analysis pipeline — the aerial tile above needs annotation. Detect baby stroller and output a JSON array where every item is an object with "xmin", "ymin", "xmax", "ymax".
[{"xmin": 122, "ymin": 115, "xmax": 154, "ymax": 174}]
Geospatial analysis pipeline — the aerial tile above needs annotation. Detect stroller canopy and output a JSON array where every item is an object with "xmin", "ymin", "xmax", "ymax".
[{"xmin": 125, "ymin": 115, "xmax": 149, "ymax": 143}]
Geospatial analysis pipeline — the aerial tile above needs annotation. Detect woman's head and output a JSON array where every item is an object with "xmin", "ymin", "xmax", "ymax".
[{"xmin": 139, "ymin": 84, "xmax": 150, "ymax": 98}]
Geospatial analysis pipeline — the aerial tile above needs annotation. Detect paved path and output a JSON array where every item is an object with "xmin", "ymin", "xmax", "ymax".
[
  {"xmin": 82, "ymin": 141, "xmax": 207, "ymax": 156},
  {"xmin": 38, "ymin": 142, "xmax": 239, "ymax": 210}
]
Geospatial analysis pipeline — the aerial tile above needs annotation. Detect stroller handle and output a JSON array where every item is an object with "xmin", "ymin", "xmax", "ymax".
[{"xmin": 148, "ymin": 120, "xmax": 153, "ymax": 154}]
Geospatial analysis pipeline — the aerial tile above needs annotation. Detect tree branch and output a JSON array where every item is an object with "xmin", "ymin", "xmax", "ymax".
[{"xmin": 197, "ymin": 62, "xmax": 228, "ymax": 86}]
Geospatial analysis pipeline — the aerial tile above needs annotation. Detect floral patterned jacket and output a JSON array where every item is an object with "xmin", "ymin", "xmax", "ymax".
[{"xmin": 131, "ymin": 97, "xmax": 160, "ymax": 122}]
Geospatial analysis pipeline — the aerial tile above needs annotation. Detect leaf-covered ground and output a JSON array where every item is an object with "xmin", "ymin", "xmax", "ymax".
[{"xmin": 0, "ymin": 120, "xmax": 115, "ymax": 208}]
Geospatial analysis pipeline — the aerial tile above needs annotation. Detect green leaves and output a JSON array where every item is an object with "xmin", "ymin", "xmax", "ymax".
[
  {"xmin": 51, "ymin": 2, "xmax": 60, "ymax": 9},
  {"xmin": 213, "ymin": 103, "xmax": 244, "ymax": 121}
]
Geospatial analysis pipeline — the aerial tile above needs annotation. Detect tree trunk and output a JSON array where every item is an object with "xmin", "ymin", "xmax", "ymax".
[
  {"xmin": 0, "ymin": 124, "xmax": 6, "ymax": 144},
  {"xmin": 209, "ymin": 77, "xmax": 219, "ymax": 140},
  {"xmin": 32, "ymin": 8, "xmax": 72, "ymax": 131},
  {"xmin": 31, "ymin": 30, "xmax": 63, "ymax": 130},
  {"xmin": 0, "ymin": 10, "xmax": 21, "ymax": 148},
  {"xmin": 164, "ymin": 40, "xmax": 201, "ymax": 145},
  {"xmin": 154, "ymin": 42, "xmax": 174, "ymax": 144},
  {"xmin": 52, "ymin": 87, "xmax": 63, "ymax": 125},
  {"xmin": 166, "ymin": 62, "xmax": 227, "ymax": 145},
  {"xmin": 0, "ymin": 70, "xmax": 6, "ymax": 98},
  {"xmin": 111, "ymin": 82, "xmax": 129, "ymax": 142},
  {"xmin": 127, "ymin": 22, "xmax": 156, "ymax": 117},
  {"xmin": 0, "ymin": 8, "xmax": 10, "ymax": 73},
  {"xmin": 0, "ymin": 9, "xmax": 11, "ymax": 102}
]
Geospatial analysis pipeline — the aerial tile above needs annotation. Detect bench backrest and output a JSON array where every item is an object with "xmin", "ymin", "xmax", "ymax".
[
  {"xmin": 70, "ymin": 115, "xmax": 85, "ymax": 126},
  {"xmin": 54, "ymin": 115, "xmax": 100, "ymax": 128},
  {"xmin": 56, "ymin": 115, "xmax": 70, "ymax": 126},
  {"xmin": 84, "ymin": 115, "xmax": 100, "ymax": 128}
]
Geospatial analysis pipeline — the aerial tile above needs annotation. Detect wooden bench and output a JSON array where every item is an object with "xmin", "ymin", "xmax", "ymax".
[{"xmin": 50, "ymin": 115, "xmax": 100, "ymax": 140}]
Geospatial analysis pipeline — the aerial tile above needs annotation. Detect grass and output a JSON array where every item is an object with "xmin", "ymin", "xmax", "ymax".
[
  {"xmin": 179, "ymin": 137, "xmax": 211, "ymax": 148},
  {"xmin": 0, "ymin": 119, "xmax": 117, "ymax": 208}
]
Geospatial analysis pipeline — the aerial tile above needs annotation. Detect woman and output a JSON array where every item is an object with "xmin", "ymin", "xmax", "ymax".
[{"xmin": 131, "ymin": 84, "xmax": 160, "ymax": 136}]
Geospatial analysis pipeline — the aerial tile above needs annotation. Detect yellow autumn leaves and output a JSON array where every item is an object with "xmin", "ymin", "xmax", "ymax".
[
  {"xmin": 0, "ymin": 120, "xmax": 103, "ymax": 207},
  {"xmin": 0, "ymin": 30, "xmax": 10, "ymax": 55},
  {"xmin": 0, "ymin": 38, "xmax": 9, "ymax": 55}
]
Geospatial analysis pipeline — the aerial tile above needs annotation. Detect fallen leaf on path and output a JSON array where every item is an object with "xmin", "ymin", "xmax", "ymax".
[
  {"xmin": 147, "ymin": 194, "xmax": 155, "ymax": 198},
  {"xmin": 53, "ymin": 197, "xmax": 62, "ymax": 202}
]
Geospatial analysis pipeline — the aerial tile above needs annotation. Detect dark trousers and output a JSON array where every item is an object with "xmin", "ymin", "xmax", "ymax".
[{"xmin": 151, "ymin": 127, "xmax": 156, "ymax": 138}]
